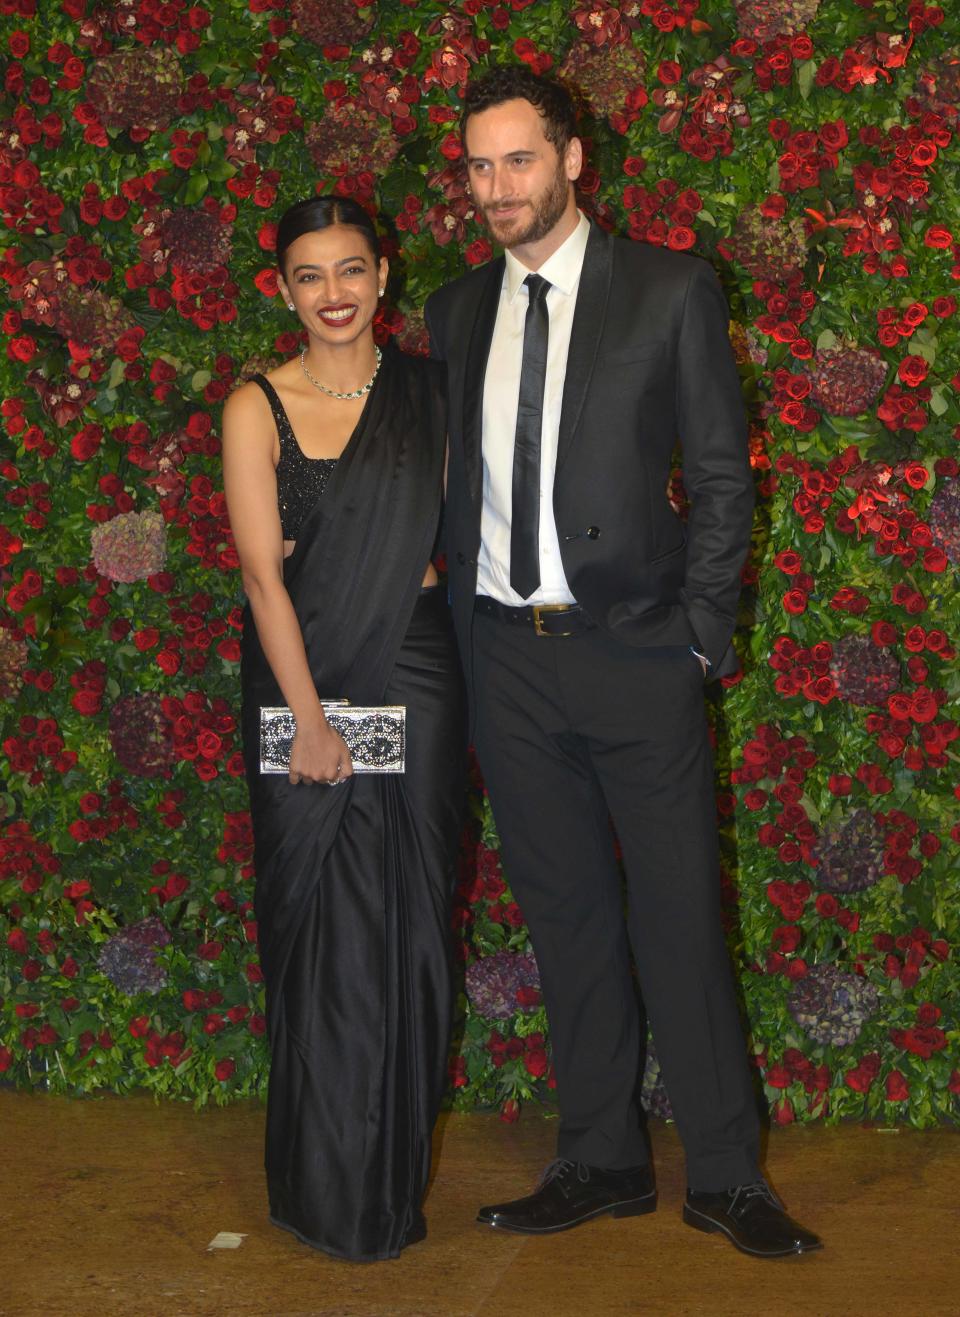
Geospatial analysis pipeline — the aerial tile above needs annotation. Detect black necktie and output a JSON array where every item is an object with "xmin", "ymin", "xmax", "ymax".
[{"xmin": 510, "ymin": 273, "xmax": 551, "ymax": 600}]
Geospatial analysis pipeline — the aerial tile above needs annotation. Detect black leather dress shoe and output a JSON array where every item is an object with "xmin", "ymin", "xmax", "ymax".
[
  {"xmin": 683, "ymin": 1182, "xmax": 822, "ymax": 1258},
  {"xmin": 477, "ymin": 1159, "xmax": 656, "ymax": 1235}
]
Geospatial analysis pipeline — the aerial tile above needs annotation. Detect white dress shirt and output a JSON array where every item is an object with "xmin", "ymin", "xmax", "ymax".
[{"xmin": 477, "ymin": 211, "xmax": 590, "ymax": 605}]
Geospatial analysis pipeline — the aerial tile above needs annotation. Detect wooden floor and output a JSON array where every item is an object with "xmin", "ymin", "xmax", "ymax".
[{"xmin": 1, "ymin": 1093, "xmax": 957, "ymax": 1317}]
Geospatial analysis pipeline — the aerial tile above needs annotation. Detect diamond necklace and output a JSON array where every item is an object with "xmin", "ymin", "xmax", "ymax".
[{"xmin": 299, "ymin": 345, "xmax": 382, "ymax": 400}]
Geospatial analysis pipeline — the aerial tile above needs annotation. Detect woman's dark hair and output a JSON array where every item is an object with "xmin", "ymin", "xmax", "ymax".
[
  {"xmin": 275, "ymin": 196, "xmax": 381, "ymax": 272},
  {"xmin": 460, "ymin": 65, "xmax": 578, "ymax": 155}
]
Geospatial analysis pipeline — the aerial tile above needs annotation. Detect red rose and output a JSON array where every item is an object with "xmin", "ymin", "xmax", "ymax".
[
  {"xmin": 819, "ymin": 119, "xmax": 848, "ymax": 152},
  {"xmin": 667, "ymin": 226, "xmax": 695, "ymax": 251},
  {"xmin": 924, "ymin": 226, "xmax": 953, "ymax": 249},
  {"xmin": 7, "ymin": 929, "xmax": 28, "ymax": 955},
  {"xmin": 499, "ymin": 1098, "xmax": 520, "ymax": 1123},
  {"xmin": 897, "ymin": 355, "xmax": 929, "ymax": 388},
  {"xmin": 253, "ymin": 268, "xmax": 279, "ymax": 298},
  {"xmin": 7, "ymin": 337, "xmax": 36, "ymax": 364},
  {"xmin": 885, "ymin": 1071, "xmax": 909, "ymax": 1102},
  {"xmin": 214, "ymin": 1058, "xmax": 235, "ymax": 1081},
  {"xmin": 464, "ymin": 238, "xmax": 493, "ymax": 267},
  {"xmin": 782, "ymin": 589, "xmax": 807, "ymax": 615},
  {"xmin": 524, "ymin": 1047, "xmax": 549, "ymax": 1078}
]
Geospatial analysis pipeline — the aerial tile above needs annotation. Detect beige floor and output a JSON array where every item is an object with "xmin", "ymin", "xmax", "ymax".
[{"xmin": 0, "ymin": 1092, "xmax": 957, "ymax": 1317}]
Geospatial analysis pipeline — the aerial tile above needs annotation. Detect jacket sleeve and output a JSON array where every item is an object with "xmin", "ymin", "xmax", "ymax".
[{"xmin": 675, "ymin": 260, "xmax": 754, "ymax": 673}]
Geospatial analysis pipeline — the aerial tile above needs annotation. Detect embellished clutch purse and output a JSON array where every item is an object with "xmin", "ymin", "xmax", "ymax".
[{"xmin": 259, "ymin": 701, "xmax": 406, "ymax": 775}]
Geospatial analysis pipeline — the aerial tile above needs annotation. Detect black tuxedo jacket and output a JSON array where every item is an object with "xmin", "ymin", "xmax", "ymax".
[{"xmin": 425, "ymin": 221, "xmax": 754, "ymax": 689}]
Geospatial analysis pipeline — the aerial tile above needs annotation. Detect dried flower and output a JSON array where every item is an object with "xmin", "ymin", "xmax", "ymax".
[
  {"xmin": 0, "ymin": 628, "xmax": 27, "ymax": 700},
  {"xmin": 913, "ymin": 50, "xmax": 960, "ymax": 122},
  {"xmin": 161, "ymin": 208, "xmax": 233, "ymax": 274},
  {"xmin": 730, "ymin": 206, "xmax": 808, "ymax": 282},
  {"xmin": 787, "ymin": 963, "xmax": 879, "ymax": 1048},
  {"xmin": 306, "ymin": 101, "xmax": 400, "ymax": 176},
  {"xmin": 86, "ymin": 47, "xmax": 185, "ymax": 132},
  {"xmin": 929, "ymin": 479, "xmax": 960, "ymax": 565},
  {"xmin": 291, "ymin": 0, "xmax": 372, "ymax": 48},
  {"xmin": 465, "ymin": 950, "xmax": 541, "ymax": 1021},
  {"xmin": 735, "ymin": 0, "xmax": 821, "ymax": 42},
  {"xmin": 56, "ymin": 287, "xmax": 135, "ymax": 351},
  {"xmin": 807, "ymin": 347, "xmax": 888, "ymax": 417},
  {"xmin": 238, "ymin": 353, "xmax": 283, "ymax": 382},
  {"xmin": 812, "ymin": 808, "xmax": 885, "ymax": 894},
  {"xmin": 829, "ymin": 634, "xmax": 900, "ymax": 706},
  {"xmin": 559, "ymin": 37, "xmax": 646, "ymax": 120},
  {"xmin": 395, "ymin": 307, "xmax": 429, "ymax": 356},
  {"xmin": 98, "ymin": 916, "xmax": 171, "ymax": 995},
  {"xmin": 109, "ymin": 693, "xmax": 175, "ymax": 778},
  {"xmin": 91, "ymin": 509, "xmax": 167, "ymax": 583}
]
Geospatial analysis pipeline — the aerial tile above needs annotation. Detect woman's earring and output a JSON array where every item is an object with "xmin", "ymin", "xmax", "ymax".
[
  {"xmin": 287, "ymin": 301, "xmax": 296, "ymax": 311},
  {"xmin": 378, "ymin": 287, "xmax": 385, "ymax": 297}
]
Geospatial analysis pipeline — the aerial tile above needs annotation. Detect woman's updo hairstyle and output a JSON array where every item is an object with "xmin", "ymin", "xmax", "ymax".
[{"xmin": 275, "ymin": 196, "xmax": 381, "ymax": 272}]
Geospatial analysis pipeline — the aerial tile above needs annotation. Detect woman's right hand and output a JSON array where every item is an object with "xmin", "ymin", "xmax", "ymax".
[{"xmin": 288, "ymin": 717, "xmax": 354, "ymax": 787}]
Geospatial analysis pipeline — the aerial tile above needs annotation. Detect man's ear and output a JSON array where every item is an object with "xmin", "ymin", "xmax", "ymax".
[{"xmin": 565, "ymin": 136, "xmax": 583, "ymax": 183}]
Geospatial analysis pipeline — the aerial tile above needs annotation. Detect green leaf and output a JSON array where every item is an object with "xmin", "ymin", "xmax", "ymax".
[
  {"xmin": 797, "ymin": 60, "xmax": 816, "ymax": 101},
  {"xmin": 181, "ymin": 172, "xmax": 210, "ymax": 205}
]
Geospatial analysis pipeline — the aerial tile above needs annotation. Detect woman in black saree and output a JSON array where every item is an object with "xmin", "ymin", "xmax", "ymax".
[{"xmin": 222, "ymin": 197, "xmax": 466, "ymax": 1262}]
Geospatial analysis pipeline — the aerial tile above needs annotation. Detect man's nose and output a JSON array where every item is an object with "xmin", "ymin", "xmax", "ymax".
[{"xmin": 489, "ymin": 165, "xmax": 509, "ymax": 200}]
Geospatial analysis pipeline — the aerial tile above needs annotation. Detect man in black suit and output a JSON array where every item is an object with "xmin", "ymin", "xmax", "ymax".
[{"xmin": 425, "ymin": 65, "xmax": 820, "ymax": 1258}]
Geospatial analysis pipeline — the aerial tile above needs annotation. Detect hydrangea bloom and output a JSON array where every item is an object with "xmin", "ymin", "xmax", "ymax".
[
  {"xmin": 559, "ymin": 37, "xmax": 647, "ymax": 120},
  {"xmin": 640, "ymin": 1039, "xmax": 673, "ymax": 1120},
  {"xmin": 0, "ymin": 628, "xmax": 26, "ymax": 700},
  {"xmin": 929, "ymin": 479, "xmax": 960, "ymax": 565},
  {"xmin": 291, "ymin": 0, "xmax": 372, "ymax": 48},
  {"xmin": 87, "ymin": 47, "xmax": 185, "ymax": 132},
  {"xmin": 98, "ymin": 917, "xmax": 171, "ymax": 996},
  {"xmin": 807, "ymin": 347, "xmax": 888, "ymax": 417},
  {"xmin": 91, "ymin": 509, "xmax": 167, "ymax": 583},
  {"xmin": 109, "ymin": 693, "xmax": 175, "ymax": 778},
  {"xmin": 735, "ymin": 0, "xmax": 821, "ymax": 41},
  {"xmin": 161, "ymin": 208, "xmax": 233, "ymax": 274},
  {"xmin": 812, "ymin": 808, "xmax": 884, "ymax": 894},
  {"xmin": 829, "ymin": 634, "xmax": 900, "ymax": 706},
  {"xmin": 787, "ymin": 963, "xmax": 880, "ymax": 1048},
  {"xmin": 730, "ymin": 206, "xmax": 808, "ymax": 281},
  {"xmin": 465, "ymin": 950, "xmax": 541, "ymax": 1021},
  {"xmin": 306, "ymin": 101, "xmax": 400, "ymax": 175}
]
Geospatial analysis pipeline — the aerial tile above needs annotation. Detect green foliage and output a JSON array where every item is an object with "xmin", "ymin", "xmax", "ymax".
[{"xmin": 1, "ymin": 0, "xmax": 958, "ymax": 1125}]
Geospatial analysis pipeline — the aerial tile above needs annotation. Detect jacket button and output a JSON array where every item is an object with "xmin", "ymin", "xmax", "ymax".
[
  {"xmin": 456, "ymin": 552, "xmax": 466, "ymax": 565},
  {"xmin": 586, "ymin": 526, "xmax": 601, "ymax": 540}
]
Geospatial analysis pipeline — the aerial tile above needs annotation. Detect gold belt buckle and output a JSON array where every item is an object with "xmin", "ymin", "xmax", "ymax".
[{"xmin": 532, "ymin": 604, "xmax": 576, "ymax": 638}]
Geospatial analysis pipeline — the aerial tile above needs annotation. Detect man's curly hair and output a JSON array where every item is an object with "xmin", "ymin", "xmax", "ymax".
[{"xmin": 460, "ymin": 65, "xmax": 579, "ymax": 155}]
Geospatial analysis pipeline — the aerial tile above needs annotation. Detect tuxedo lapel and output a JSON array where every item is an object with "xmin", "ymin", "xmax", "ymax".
[
  {"xmin": 557, "ymin": 223, "xmax": 613, "ymax": 470},
  {"xmin": 462, "ymin": 255, "xmax": 504, "ymax": 512}
]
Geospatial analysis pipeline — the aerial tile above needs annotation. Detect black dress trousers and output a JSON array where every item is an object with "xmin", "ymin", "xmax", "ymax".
[{"xmin": 471, "ymin": 614, "xmax": 761, "ymax": 1192}]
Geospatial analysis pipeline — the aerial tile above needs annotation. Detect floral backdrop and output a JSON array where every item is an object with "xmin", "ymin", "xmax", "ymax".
[{"xmin": 1, "ymin": 0, "xmax": 958, "ymax": 1127}]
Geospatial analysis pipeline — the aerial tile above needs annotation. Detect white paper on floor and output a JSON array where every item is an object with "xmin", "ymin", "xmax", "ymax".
[{"xmin": 207, "ymin": 1232, "xmax": 247, "ymax": 1250}]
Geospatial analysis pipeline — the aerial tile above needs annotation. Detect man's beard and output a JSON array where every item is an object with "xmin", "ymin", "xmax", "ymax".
[{"xmin": 481, "ymin": 159, "xmax": 570, "ymax": 249}]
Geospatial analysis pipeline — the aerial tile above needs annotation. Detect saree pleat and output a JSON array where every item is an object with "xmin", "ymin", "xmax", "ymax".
[{"xmin": 240, "ymin": 349, "xmax": 465, "ymax": 1261}]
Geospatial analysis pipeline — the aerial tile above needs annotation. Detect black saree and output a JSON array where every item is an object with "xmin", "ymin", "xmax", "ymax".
[{"xmin": 240, "ymin": 347, "xmax": 466, "ymax": 1262}]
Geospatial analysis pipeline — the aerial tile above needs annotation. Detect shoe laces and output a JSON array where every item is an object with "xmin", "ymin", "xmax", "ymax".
[
  {"xmin": 728, "ymin": 1180, "xmax": 784, "ymax": 1217},
  {"xmin": 537, "ymin": 1158, "xmax": 591, "ymax": 1191}
]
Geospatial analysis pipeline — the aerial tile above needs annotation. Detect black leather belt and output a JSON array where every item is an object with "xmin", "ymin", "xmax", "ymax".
[{"xmin": 474, "ymin": 595, "xmax": 596, "ymax": 637}]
